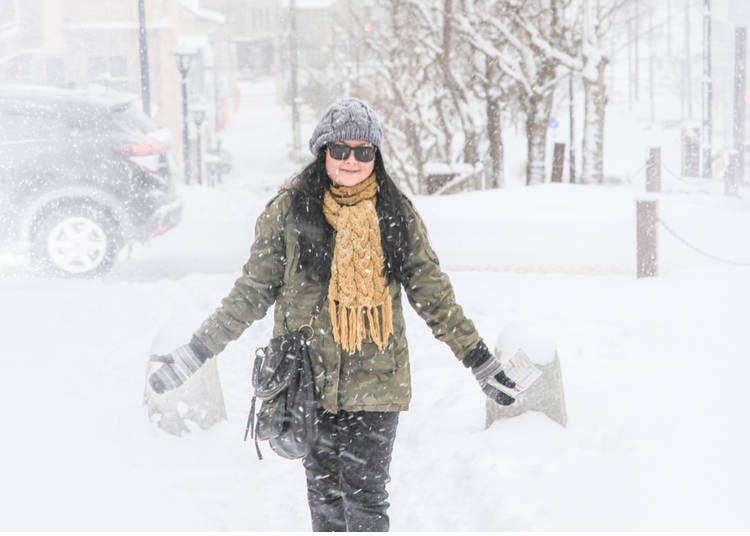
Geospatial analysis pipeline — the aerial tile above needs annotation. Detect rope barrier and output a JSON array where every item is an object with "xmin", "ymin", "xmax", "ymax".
[
  {"xmin": 624, "ymin": 163, "xmax": 647, "ymax": 183},
  {"xmin": 661, "ymin": 164, "xmax": 708, "ymax": 186},
  {"xmin": 657, "ymin": 218, "xmax": 750, "ymax": 266}
]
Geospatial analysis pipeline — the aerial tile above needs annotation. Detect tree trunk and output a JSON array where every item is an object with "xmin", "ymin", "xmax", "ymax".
[
  {"xmin": 464, "ymin": 127, "xmax": 479, "ymax": 167},
  {"xmin": 440, "ymin": 0, "xmax": 456, "ymax": 163},
  {"xmin": 525, "ymin": 94, "xmax": 552, "ymax": 185},
  {"xmin": 436, "ymin": 97, "xmax": 453, "ymax": 164},
  {"xmin": 582, "ymin": 60, "xmax": 608, "ymax": 184},
  {"xmin": 486, "ymin": 95, "xmax": 504, "ymax": 188},
  {"xmin": 408, "ymin": 120, "xmax": 426, "ymax": 194}
]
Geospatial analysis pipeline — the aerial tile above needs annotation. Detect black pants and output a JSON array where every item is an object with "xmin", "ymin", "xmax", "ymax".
[{"xmin": 303, "ymin": 408, "xmax": 399, "ymax": 532}]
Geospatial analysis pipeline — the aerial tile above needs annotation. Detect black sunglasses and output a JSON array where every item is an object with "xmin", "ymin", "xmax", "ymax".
[{"xmin": 327, "ymin": 143, "xmax": 377, "ymax": 162}]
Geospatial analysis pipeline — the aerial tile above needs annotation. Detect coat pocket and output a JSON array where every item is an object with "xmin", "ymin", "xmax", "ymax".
[{"xmin": 348, "ymin": 349, "xmax": 397, "ymax": 376}]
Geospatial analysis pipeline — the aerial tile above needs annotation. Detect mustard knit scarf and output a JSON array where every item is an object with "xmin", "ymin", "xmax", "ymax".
[{"xmin": 322, "ymin": 173, "xmax": 394, "ymax": 353}]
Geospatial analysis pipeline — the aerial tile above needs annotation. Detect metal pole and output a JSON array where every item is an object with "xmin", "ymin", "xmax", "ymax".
[
  {"xmin": 215, "ymin": 138, "xmax": 223, "ymax": 184},
  {"xmin": 685, "ymin": 0, "xmax": 692, "ymax": 120},
  {"xmin": 214, "ymin": 87, "xmax": 222, "ymax": 136},
  {"xmin": 195, "ymin": 123, "xmax": 203, "ymax": 186},
  {"xmin": 289, "ymin": 0, "xmax": 301, "ymax": 153},
  {"xmin": 211, "ymin": 40, "xmax": 221, "ymax": 134},
  {"xmin": 635, "ymin": 0, "xmax": 640, "ymax": 101},
  {"xmin": 356, "ymin": 42, "xmax": 361, "ymax": 90},
  {"xmin": 701, "ymin": 0, "xmax": 713, "ymax": 178},
  {"xmin": 725, "ymin": 150, "xmax": 740, "ymax": 195},
  {"xmin": 733, "ymin": 27, "xmax": 747, "ymax": 183},
  {"xmin": 628, "ymin": 17, "xmax": 634, "ymax": 111},
  {"xmin": 649, "ymin": 4, "xmax": 655, "ymax": 124},
  {"xmin": 569, "ymin": 71, "xmax": 576, "ymax": 183},
  {"xmin": 137, "ymin": 0, "xmax": 151, "ymax": 116},
  {"xmin": 211, "ymin": 35, "xmax": 223, "ymax": 186},
  {"xmin": 180, "ymin": 72, "xmax": 191, "ymax": 185},
  {"xmin": 667, "ymin": 0, "xmax": 673, "ymax": 57}
]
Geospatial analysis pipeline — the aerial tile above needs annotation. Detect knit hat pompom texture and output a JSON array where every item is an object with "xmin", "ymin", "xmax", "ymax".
[{"xmin": 309, "ymin": 97, "xmax": 383, "ymax": 155}]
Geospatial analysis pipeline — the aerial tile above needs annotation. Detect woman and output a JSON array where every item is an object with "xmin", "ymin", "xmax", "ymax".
[{"xmin": 148, "ymin": 98, "xmax": 516, "ymax": 532}]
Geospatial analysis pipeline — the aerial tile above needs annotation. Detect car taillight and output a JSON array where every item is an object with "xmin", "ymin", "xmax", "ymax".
[
  {"xmin": 116, "ymin": 143, "xmax": 168, "ymax": 174},
  {"xmin": 116, "ymin": 143, "xmax": 165, "ymax": 156}
]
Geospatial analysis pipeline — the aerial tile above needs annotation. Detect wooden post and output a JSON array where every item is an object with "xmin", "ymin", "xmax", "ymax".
[
  {"xmin": 681, "ymin": 124, "xmax": 700, "ymax": 176},
  {"xmin": 725, "ymin": 149, "xmax": 740, "ymax": 196},
  {"xmin": 646, "ymin": 147, "xmax": 661, "ymax": 192},
  {"xmin": 551, "ymin": 143, "xmax": 565, "ymax": 183},
  {"xmin": 637, "ymin": 200, "xmax": 659, "ymax": 278}
]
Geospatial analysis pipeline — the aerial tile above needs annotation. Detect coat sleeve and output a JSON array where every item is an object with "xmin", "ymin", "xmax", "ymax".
[
  {"xmin": 192, "ymin": 191, "xmax": 290, "ymax": 355},
  {"xmin": 401, "ymin": 198, "xmax": 482, "ymax": 362}
]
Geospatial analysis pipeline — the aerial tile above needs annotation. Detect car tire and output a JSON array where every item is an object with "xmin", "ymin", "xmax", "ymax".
[{"xmin": 31, "ymin": 204, "xmax": 121, "ymax": 278}]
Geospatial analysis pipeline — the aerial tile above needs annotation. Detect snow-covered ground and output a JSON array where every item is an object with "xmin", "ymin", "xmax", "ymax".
[{"xmin": 1, "ymin": 79, "xmax": 749, "ymax": 531}]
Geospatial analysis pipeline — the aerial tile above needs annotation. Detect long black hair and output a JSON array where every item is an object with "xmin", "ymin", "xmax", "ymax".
[{"xmin": 284, "ymin": 150, "xmax": 409, "ymax": 285}]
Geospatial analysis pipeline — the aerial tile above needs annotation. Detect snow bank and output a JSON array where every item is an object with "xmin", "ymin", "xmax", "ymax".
[{"xmin": 1, "ymin": 181, "xmax": 748, "ymax": 530}]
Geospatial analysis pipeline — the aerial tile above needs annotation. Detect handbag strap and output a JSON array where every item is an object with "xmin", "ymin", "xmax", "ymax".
[
  {"xmin": 300, "ymin": 278, "xmax": 330, "ymax": 334},
  {"xmin": 307, "ymin": 237, "xmax": 334, "ymax": 323},
  {"xmin": 310, "ymin": 279, "xmax": 329, "ymax": 318}
]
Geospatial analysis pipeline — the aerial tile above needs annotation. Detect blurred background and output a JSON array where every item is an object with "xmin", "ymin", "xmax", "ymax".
[
  {"xmin": 2, "ymin": 0, "xmax": 749, "ymax": 190},
  {"xmin": 1, "ymin": 0, "xmax": 747, "ymax": 280}
]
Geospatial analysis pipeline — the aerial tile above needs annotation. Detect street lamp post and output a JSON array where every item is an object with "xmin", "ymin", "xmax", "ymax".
[
  {"xmin": 569, "ymin": 71, "xmax": 576, "ymax": 184},
  {"xmin": 191, "ymin": 105, "xmax": 207, "ymax": 186},
  {"xmin": 701, "ymin": 0, "xmax": 713, "ymax": 178},
  {"xmin": 174, "ymin": 48, "xmax": 196, "ymax": 185},
  {"xmin": 137, "ymin": 0, "xmax": 151, "ymax": 116},
  {"xmin": 289, "ymin": 0, "xmax": 300, "ymax": 153},
  {"xmin": 209, "ymin": 33, "xmax": 223, "ymax": 186}
]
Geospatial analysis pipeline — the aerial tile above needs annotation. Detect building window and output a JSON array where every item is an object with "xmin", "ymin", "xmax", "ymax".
[
  {"xmin": 109, "ymin": 56, "xmax": 127, "ymax": 78},
  {"xmin": 3, "ymin": 53, "xmax": 30, "ymax": 82},
  {"xmin": 0, "ymin": 0, "xmax": 17, "ymax": 31},
  {"xmin": 87, "ymin": 56, "xmax": 107, "ymax": 79},
  {"xmin": 45, "ymin": 57, "xmax": 65, "ymax": 86},
  {"xmin": 87, "ymin": 55, "xmax": 129, "ymax": 91}
]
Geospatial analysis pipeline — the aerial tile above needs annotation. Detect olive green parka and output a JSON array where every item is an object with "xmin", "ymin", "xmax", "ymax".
[{"xmin": 193, "ymin": 189, "xmax": 481, "ymax": 412}]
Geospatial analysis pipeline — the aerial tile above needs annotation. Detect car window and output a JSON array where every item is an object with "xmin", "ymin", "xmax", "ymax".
[
  {"xmin": 110, "ymin": 102, "xmax": 157, "ymax": 134},
  {"xmin": 0, "ymin": 98, "xmax": 155, "ymax": 139},
  {"xmin": 61, "ymin": 107, "xmax": 116, "ymax": 133},
  {"xmin": 0, "ymin": 110, "xmax": 64, "ymax": 143}
]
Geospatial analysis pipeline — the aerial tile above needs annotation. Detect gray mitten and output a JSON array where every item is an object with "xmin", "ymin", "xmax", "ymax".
[
  {"xmin": 464, "ymin": 341, "xmax": 516, "ymax": 406},
  {"xmin": 148, "ymin": 337, "xmax": 213, "ymax": 394}
]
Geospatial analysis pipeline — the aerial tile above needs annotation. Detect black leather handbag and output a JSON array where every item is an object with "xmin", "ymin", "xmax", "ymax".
[{"xmin": 244, "ymin": 287, "xmax": 327, "ymax": 460}]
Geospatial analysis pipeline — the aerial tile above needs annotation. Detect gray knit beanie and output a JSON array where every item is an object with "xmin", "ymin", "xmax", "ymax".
[{"xmin": 308, "ymin": 97, "xmax": 383, "ymax": 155}]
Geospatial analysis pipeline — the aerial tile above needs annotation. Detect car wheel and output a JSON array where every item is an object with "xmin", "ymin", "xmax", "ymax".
[{"xmin": 32, "ymin": 205, "xmax": 121, "ymax": 278}]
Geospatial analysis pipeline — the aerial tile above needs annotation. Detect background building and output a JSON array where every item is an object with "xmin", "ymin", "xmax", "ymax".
[{"xmin": 0, "ymin": 0, "xmax": 240, "ymax": 180}]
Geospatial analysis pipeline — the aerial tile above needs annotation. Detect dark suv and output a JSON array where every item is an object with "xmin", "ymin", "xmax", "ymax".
[{"xmin": 0, "ymin": 85, "xmax": 182, "ymax": 277}]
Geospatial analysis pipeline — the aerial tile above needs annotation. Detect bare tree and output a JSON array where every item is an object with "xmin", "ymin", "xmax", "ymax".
[
  {"xmin": 334, "ymin": 0, "xmax": 630, "ymax": 190},
  {"xmin": 464, "ymin": 0, "xmax": 581, "ymax": 185},
  {"xmin": 467, "ymin": 0, "xmax": 630, "ymax": 185},
  {"xmin": 354, "ymin": 0, "xmax": 487, "ymax": 193},
  {"xmin": 339, "ymin": 1, "xmax": 440, "ymax": 192},
  {"xmin": 455, "ymin": 0, "xmax": 517, "ymax": 189},
  {"xmin": 580, "ymin": 0, "xmax": 632, "ymax": 184}
]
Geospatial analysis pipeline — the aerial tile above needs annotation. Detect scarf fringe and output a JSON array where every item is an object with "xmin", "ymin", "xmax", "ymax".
[{"xmin": 330, "ymin": 294, "xmax": 394, "ymax": 353}]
